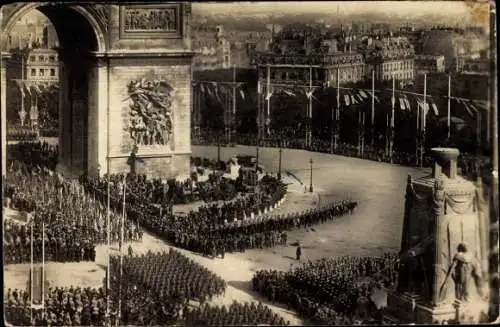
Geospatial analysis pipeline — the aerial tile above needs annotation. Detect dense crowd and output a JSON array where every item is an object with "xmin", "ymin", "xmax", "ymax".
[
  {"xmin": 7, "ymin": 141, "xmax": 59, "ymax": 171},
  {"xmin": 80, "ymin": 170, "xmax": 238, "ymax": 208},
  {"xmin": 183, "ymin": 301, "xmax": 289, "ymax": 326},
  {"xmin": 252, "ymin": 253, "xmax": 398, "ymax": 325},
  {"xmin": 110, "ymin": 249, "xmax": 226, "ymax": 305},
  {"xmin": 4, "ymin": 249, "xmax": 282, "ymax": 326},
  {"xmin": 7, "ymin": 126, "xmax": 39, "ymax": 142},
  {"xmin": 3, "ymin": 161, "xmax": 141, "ymax": 264},
  {"xmin": 193, "ymin": 132, "xmax": 491, "ymax": 176}
]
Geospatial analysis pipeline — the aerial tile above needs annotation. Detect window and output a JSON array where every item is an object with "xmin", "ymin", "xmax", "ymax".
[
  {"xmin": 50, "ymin": 68, "xmax": 55, "ymax": 76},
  {"xmin": 31, "ymin": 69, "xmax": 36, "ymax": 76},
  {"xmin": 49, "ymin": 56, "xmax": 55, "ymax": 62},
  {"xmin": 30, "ymin": 56, "xmax": 35, "ymax": 62},
  {"xmin": 281, "ymin": 72, "xmax": 287, "ymax": 80},
  {"xmin": 39, "ymin": 69, "xmax": 44, "ymax": 76},
  {"xmin": 39, "ymin": 56, "xmax": 44, "ymax": 62}
]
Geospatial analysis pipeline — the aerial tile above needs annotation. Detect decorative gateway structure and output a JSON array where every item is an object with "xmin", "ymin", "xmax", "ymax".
[{"xmin": 384, "ymin": 148, "xmax": 490, "ymax": 324}]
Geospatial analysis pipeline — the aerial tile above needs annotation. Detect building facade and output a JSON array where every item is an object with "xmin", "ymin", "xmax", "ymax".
[
  {"xmin": 362, "ymin": 36, "xmax": 415, "ymax": 81},
  {"xmin": 414, "ymin": 54, "xmax": 445, "ymax": 75},
  {"xmin": 26, "ymin": 48, "xmax": 59, "ymax": 81}
]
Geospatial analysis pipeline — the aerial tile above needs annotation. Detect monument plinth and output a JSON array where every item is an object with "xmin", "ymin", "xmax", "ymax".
[{"xmin": 384, "ymin": 148, "xmax": 489, "ymax": 324}]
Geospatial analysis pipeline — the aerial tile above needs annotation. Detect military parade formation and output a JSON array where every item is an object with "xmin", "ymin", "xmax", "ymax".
[
  {"xmin": 3, "ymin": 136, "xmax": 491, "ymax": 326},
  {"xmin": 252, "ymin": 254, "xmax": 399, "ymax": 325}
]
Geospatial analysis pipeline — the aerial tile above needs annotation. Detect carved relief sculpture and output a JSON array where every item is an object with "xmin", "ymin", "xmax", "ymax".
[
  {"xmin": 126, "ymin": 78, "xmax": 174, "ymax": 147},
  {"xmin": 120, "ymin": 4, "xmax": 182, "ymax": 39}
]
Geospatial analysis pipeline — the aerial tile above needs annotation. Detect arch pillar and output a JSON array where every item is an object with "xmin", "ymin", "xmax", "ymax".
[{"xmin": 1, "ymin": 52, "xmax": 11, "ymax": 177}]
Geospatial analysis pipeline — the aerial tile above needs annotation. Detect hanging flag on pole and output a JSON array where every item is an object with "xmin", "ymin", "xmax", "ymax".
[
  {"xmin": 15, "ymin": 80, "xmax": 25, "ymax": 98},
  {"xmin": 368, "ymin": 91, "xmax": 379, "ymax": 103},
  {"xmin": 350, "ymin": 94, "xmax": 359, "ymax": 105},
  {"xmin": 239, "ymin": 89, "xmax": 245, "ymax": 100},
  {"xmin": 265, "ymin": 90, "xmax": 273, "ymax": 101},
  {"xmin": 431, "ymin": 102, "xmax": 439, "ymax": 116},
  {"xmin": 359, "ymin": 90, "xmax": 368, "ymax": 98},
  {"xmin": 460, "ymin": 99, "xmax": 473, "ymax": 117},
  {"xmin": 344, "ymin": 94, "xmax": 350, "ymax": 106},
  {"xmin": 399, "ymin": 97, "xmax": 406, "ymax": 111},
  {"xmin": 282, "ymin": 89, "xmax": 296, "ymax": 97},
  {"xmin": 404, "ymin": 97, "xmax": 411, "ymax": 111}
]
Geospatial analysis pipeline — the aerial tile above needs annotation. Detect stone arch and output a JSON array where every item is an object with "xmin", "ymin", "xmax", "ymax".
[{"xmin": 1, "ymin": 3, "xmax": 107, "ymax": 52}]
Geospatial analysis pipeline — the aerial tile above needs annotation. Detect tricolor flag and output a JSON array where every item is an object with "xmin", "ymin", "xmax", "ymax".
[
  {"xmin": 356, "ymin": 92, "xmax": 364, "ymax": 102},
  {"xmin": 306, "ymin": 89, "xmax": 314, "ymax": 99},
  {"xmin": 404, "ymin": 97, "xmax": 411, "ymax": 111},
  {"xmin": 359, "ymin": 90, "xmax": 369, "ymax": 98},
  {"xmin": 15, "ymin": 80, "xmax": 25, "ymax": 98},
  {"xmin": 257, "ymin": 81, "xmax": 262, "ymax": 94},
  {"xmin": 399, "ymin": 97, "xmax": 406, "ymax": 111},
  {"xmin": 265, "ymin": 90, "xmax": 273, "ymax": 101},
  {"xmin": 431, "ymin": 102, "xmax": 439, "ymax": 116},
  {"xmin": 282, "ymin": 89, "xmax": 296, "ymax": 97},
  {"xmin": 344, "ymin": 94, "xmax": 350, "ymax": 106},
  {"xmin": 350, "ymin": 94, "xmax": 359, "ymax": 105},
  {"xmin": 200, "ymin": 83, "xmax": 205, "ymax": 93},
  {"xmin": 459, "ymin": 99, "xmax": 473, "ymax": 117},
  {"xmin": 239, "ymin": 89, "xmax": 245, "ymax": 100},
  {"xmin": 24, "ymin": 81, "xmax": 32, "ymax": 96},
  {"xmin": 368, "ymin": 91, "xmax": 379, "ymax": 103}
]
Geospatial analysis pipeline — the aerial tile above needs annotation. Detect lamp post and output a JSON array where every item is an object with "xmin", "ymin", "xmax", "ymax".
[
  {"xmin": 278, "ymin": 142, "xmax": 283, "ymax": 180},
  {"xmin": 309, "ymin": 158, "xmax": 313, "ymax": 193}
]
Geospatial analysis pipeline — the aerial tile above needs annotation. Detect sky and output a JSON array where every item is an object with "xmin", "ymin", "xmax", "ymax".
[{"xmin": 193, "ymin": 1, "xmax": 472, "ymax": 18}]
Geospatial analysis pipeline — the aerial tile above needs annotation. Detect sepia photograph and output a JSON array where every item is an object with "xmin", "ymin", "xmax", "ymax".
[{"xmin": 0, "ymin": 1, "xmax": 497, "ymax": 326}]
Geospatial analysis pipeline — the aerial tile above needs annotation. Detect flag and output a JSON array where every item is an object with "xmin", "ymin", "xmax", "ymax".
[
  {"xmin": 404, "ymin": 97, "xmax": 411, "ymax": 111},
  {"xmin": 368, "ymin": 91, "xmax": 379, "ymax": 103},
  {"xmin": 418, "ymin": 100, "xmax": 430, "ymax": 116},
  {"xmin": 350, "ymin": 94, "xmax": 359, "ymax": 105},
  {"xmin": 282, "ymin": 89, "xmax": 295, "ymax": 97},
  {"xmin": 265, "ymin": 90, "xmax": 273, "ymax": 101},
  {"xmin": 460, "ymin": 99, "xmax": 473, "ymax": 117},
  {"xmin": 200, "ymin": 83, "xmax": 205, "ymax": 94},
  {"xmin": 391, "ymin": 96, "xmax": 396, "ymax": 108},
  {"xmin": 32, "ymin": 83, "xmax": 41, "ymax": 95},
  {"xmin": 15, "ymin": 80, "xmax": 25, "ymax": 97},
  {"xmin": 304, "ymin": 89, "xmax": 313, "ymax": 100},
  {"xmin": 356, "ymin": 92, "xmax": 364, "ymax": 102},
  {"xmin": 359, "ymin": 90, "xmax": 369, "ymax": 98},
  {"xmin": 399, "ymin": 97, "xmax": 406, "ymax": 111},
  {"xmin": 344, "ymin": 94, "xmax": 350, "ymax": 106},
  {"xmin": 431, "ymin": 102, "xmax": 439, "ymax": 116},
  {"xmin": 24, "ymin": 81, "xmax": 32, "ymax": 96},
  {"xmin": 239, "ymin": 89, "xmax": 245, "ymax": 100},
  {"xmin": 257, "ymin": 81, "xmax": 262, "ymax": 94}
]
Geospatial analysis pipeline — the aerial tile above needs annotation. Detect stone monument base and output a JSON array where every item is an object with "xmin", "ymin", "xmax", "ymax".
[
  {"xmin": 384, "ymin": 292, "xmax": 489, "ymax": 324},
  {"xmin": 383, "ymin": 292, "xmax": 421, "ymax": 324},
  {"xmin": 108, "ymin": 152, "xmax": 190, "ymax": 179}
]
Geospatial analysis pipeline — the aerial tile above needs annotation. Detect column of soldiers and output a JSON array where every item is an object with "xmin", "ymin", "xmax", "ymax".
[
  {"xmin": 183, "ymin": 301, "xmax": 289, "ymax": 326},
  {"xmin": 4, "ymin": 161, "xmax": 141, "ymax": 265},
  {"xmin": 252, "ymin": 253, "xmax": 399, "ymax": 325},
  {"xmin": 7, "ymin": 129, "xmax": 39, "ymax": 142},
  {"xmin": 7, "ymin": 141, "xmax": 59, "ymax": 171}
]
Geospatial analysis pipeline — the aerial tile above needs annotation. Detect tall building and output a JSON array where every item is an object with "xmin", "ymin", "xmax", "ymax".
[
  {"xmin": 253, "ymin": 24, "xmax": 366, "ymax": 87},
  {"xmin": 26, "ymin": 48, "xmax": 59, "ymax": 81},
  {"xmin": 414, "ymin": 54, "xmax": 445, "ymax": 75},
  {"xmin": 361, "ymin": 36, "xmax": 415, "ymax": 81}
]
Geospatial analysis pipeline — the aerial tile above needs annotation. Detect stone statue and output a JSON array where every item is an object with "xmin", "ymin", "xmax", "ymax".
[{"xmin": 440, "ymin": 243, "xmax": 484, "ymax": 302}]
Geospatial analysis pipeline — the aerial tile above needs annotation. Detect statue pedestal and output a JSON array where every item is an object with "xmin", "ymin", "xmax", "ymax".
[
  {"xmin": 383, "ymin": 292, "xmax": 420, "ymax": 324},
  {"xmin": 413, "ymin": 302, "xmax": 456, "ymax": 324}
]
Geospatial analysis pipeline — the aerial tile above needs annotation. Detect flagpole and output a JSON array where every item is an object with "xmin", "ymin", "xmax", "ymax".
[
  {"xmin": 21, "ymin": 53, "xmax": 25, "ymax": 127},
  {"xmin": 42, "ymin": 221, "xmax": 45, "ymax": 316},
  {"xmin": 371, "ymin": 70, "xmax": 375, "ymax": 149},
  {"xmin": 266, "ymin": 65, "xmax": 271, "ymax": 137},
  {"xmin": 421, "ymin": 73, "xmax": 427, "ymax": 168},
  {"xmin": 308, "ymin": 66, "xmax": 313, "ymax": 147},
  {"xmin": 390, "ymin": 74, "xmax": 395, "ymax": 164},
  {"xmin": 231, "ymin": 65, "xmax": 236, "ymax": 144},
  {"xmin": 447, "ymin": 74, "xmax": 451, "ymax": 139},
  {"xmin": 257, "ymin": 79, "xmax": 261, "ymax": 141},
  {"xmin": 30, "ymin": 221, "xmax": 33, "ymax": 324},
  {"xmin": 361, "ymin": 112, "xmax": 365, "ymax": 158},
  {"xmin": 118, "ymin": 175, "xmax": 126, "ymax": 326},
  {"xmin": 335, "ymin": 68, "xmax": 340, "ymax": 151}
]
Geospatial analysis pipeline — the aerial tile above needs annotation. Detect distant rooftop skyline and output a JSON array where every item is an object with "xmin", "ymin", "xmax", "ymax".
[{"xmin": 193, "ymin": 1, "xmax": 472, "ymax": 18}]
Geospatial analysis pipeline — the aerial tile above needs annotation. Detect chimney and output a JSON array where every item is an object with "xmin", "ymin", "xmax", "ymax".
[{"xmin": 431, "ymin": 148, "xmax": 460, "ymax": 179}]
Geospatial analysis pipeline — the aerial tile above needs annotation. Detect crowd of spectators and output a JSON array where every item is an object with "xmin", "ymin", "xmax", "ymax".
[
  {"xmin": 192, "ymin": 132, "xmax": 491, "ymax": 180},
  {"xmin": 252, "ymin": 253, "xmax": 398, "ymax": 325}
]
